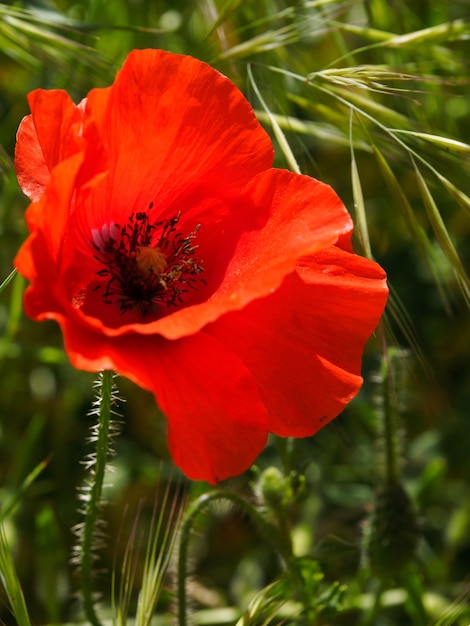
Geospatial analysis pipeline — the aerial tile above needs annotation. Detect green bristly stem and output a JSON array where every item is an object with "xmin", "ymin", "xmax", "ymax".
[
  {"xmin": 380, "ymin": 336, "xmax": 401, "ymax": 486},
  {"xmin": 80, "ymin": 370, "xmax": 114, "ymax": 626},
  {"xmin": 177, "ymin": 490, "xmax": 295, "ymax": 626}
]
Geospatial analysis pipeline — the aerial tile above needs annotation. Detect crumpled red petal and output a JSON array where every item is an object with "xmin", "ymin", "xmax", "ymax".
[
  {"xmin": 14, "ymin": 151, "xmax": 90, "ymax": 323},
  {"xmin": 80, "ymin": 49, "xmax": 274, "ymax": 226},
  {"xmin": 14, "ymin": 89, "xmax": 83, "ymax": 201},
  {"xmin": 58, "ymin": 319, "xmax": 269, "ymax": 483},
  {"xmin": 143, "ymin": 168, "xmax": 354, "ymax": 340},
  {"xmin": 61, "ymin": 168, "xmax": 355, "ymax": 341},
  {"xmin": 207, "ymin": 246, "xmax": 388, "ymax": 437}
]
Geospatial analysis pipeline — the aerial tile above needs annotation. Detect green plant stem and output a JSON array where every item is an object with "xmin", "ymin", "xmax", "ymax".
[
  {"xmin": 363, "ymin": 581, "xmax": 385, "ymax": 626},
  {"xmin": 177, "ymin": 490, "xmax": 293, "ymax": 626},
  {"xmin": 401, "ymin": 565, "xmax": 428, "ymax": 625},
  {"xmin": 81, "ymin": 370, "xmax": 114, "ymax": 626},
  {"xmin": 380, "ymin": 330, "xmax": 401, "ymax": 486}
]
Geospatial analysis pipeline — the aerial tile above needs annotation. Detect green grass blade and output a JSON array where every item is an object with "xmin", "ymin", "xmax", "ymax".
[
  {"xmin": 135, "ymin": 481, "xmax": 184, "ymax": 626},
  {"xmin": 350, "ymin": 119, "xmax": 372, "ymax": 259},
  {"xmin": 412, "ymin": 159, "xmax": 470, "ymax": 307},
  {"xmin": 0, "ymin": 268, "xmax": 17, "ymax": 297},
  {"xmin": 316, "ymin": 80, "xmax": 412, "ymax": 129},
  {"xmin": 256, "ymin": 108, "xmax": 370, "ymax": 151},
  {"xmin": 372, "ymin": 144, "xmax": 453, "ymax": 308},
  {"xmin": 384, "ymin": 285, "xmax": 434, "ymax": 382},
  {"xmin": 432, "ymin": 172, "xmax": 470, "ymax": 218},
  {"xmin": 0, "ymin": 524, "xmax": 32, "ymax": 626},
  {"xmin": 111, "ymin": 503, "xmax": 143, "ymax": 626},
  {"xmin": 392, "ymin": 130, "xmax": 470, "ymax": 155},
  {"xmin": 248, "ymin": 65, "xmax": 300, "ymax": 173},
  {"xmin": 371, "ymin": 144, "xmax": 444, "ymax": 374},
  {"xmin": 386, "ymin": 19, "xmax": 470, "ymax": 47},
  {"xmin": 0, "ymin": 456, "xmax": 50, "ymax": 523}
]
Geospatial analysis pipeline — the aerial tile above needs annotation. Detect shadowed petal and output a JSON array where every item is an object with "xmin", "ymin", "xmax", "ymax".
[
  {"xmin": 15, "ymin": 153, "xmax": 84, "ymax": 284},
  {"xmin": 14, "ymin": 89, "xmax": 83, "ymax": 201}
]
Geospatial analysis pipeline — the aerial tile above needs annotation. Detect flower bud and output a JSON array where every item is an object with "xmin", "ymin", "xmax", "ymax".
[
  {"xmin": 365, "ymin": 482, "xmax": 420, "ymax": 579},
  {"xmin": 258, "ymin": 467, "xmax": 292, "ymax": 510}
]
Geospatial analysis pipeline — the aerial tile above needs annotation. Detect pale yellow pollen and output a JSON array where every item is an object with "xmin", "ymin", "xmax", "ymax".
[
  {"xmin": 135, "ymin": 246, "xmax": 168, "ymax": 277},
  {"xmin": 72, "ymin": 288, "xmax": 87, "ymax": 309}
]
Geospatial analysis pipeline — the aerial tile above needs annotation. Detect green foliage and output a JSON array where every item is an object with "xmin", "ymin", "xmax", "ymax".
[
  {"xmin": 0, "ymin": 524, "xmax": 31, "ymax": 626},
  {"xmin": 237, "ymin": 559, "xmax": 347, "ymax": 625},
  {"xmin": 1, "ymin": 0, "xmax": 469, "ymax": 625}
]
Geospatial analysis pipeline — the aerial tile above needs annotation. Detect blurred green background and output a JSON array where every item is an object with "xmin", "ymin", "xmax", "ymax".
[{"xmin": 0, "ymin": 0, "xmax": 469, "ymax": 624}]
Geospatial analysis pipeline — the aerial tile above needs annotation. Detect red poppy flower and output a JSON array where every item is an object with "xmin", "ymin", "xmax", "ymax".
[{"xmin": 14, "ymin": 49, "xmax": 388, "ymax": 484}]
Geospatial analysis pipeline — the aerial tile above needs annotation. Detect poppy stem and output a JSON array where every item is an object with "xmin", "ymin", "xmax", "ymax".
[
  {"xmin": 379, "ymin": 332, "xmax": 401, "ymax": 486},
  {"xmin": 79, "ymin": 370, "xmax": 115, "ymax": 626},
  {"xmin": 177, "ymin": 490, "xmax": 292, "ymax": 626}
]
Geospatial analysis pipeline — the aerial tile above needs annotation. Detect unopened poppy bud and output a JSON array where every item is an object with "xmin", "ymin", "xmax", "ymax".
[
  {"xmin": 365, "ymin": 482, "xmax": 420, "ymax": 579},
  {"xmin": 258, "ymin": 467, "xmax": 291, "ymax": 509}
]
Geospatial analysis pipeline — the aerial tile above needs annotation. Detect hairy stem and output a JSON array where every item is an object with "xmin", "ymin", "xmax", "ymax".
[
  {"xmin": 379, "ymin": 331, "xmax": 401, "ymax": 486},
  {"xmin": 80, "ymin": 370, "xmax": 114, "ymax": 626},
  {"xmin": 177, "ymin": 490, "xmax": 292, "ymax": 626}
]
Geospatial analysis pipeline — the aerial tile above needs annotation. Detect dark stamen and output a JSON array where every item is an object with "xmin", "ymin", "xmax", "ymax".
[{"xmin": 91, "ymin": 209, "xmax": 204, "ymax": 317}]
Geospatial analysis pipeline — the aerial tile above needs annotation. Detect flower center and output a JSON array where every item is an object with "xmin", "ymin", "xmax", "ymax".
[{"xmin": 91, "ymin": 207, "xmax": 204, "ymax": 317}]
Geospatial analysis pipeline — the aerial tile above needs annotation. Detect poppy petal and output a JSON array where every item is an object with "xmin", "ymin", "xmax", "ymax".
[
  {"xmin": 207, "ymin": 246, "xmax": 388, "ymax": 437},
  {"xmin": 52, "ymin": 168, "xmax": 355, "ymax": 344},
  {"xmin": 14, "ymin": 89, "xmax": 83, "ymax": 201},
  {"xmin": 17, "ymin": 152, "xmax": 84, "ymax": 264},
  {"xmin": 89, "ymin": 49, "xmax": 274, "ymax": 220},
  {"xmin": 58, "ymin": 321, "xmax": 269, "ymax": 484},
  {"xmin": 138, "ymin": 168, "xmax": 354, "ymax": 340}
]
